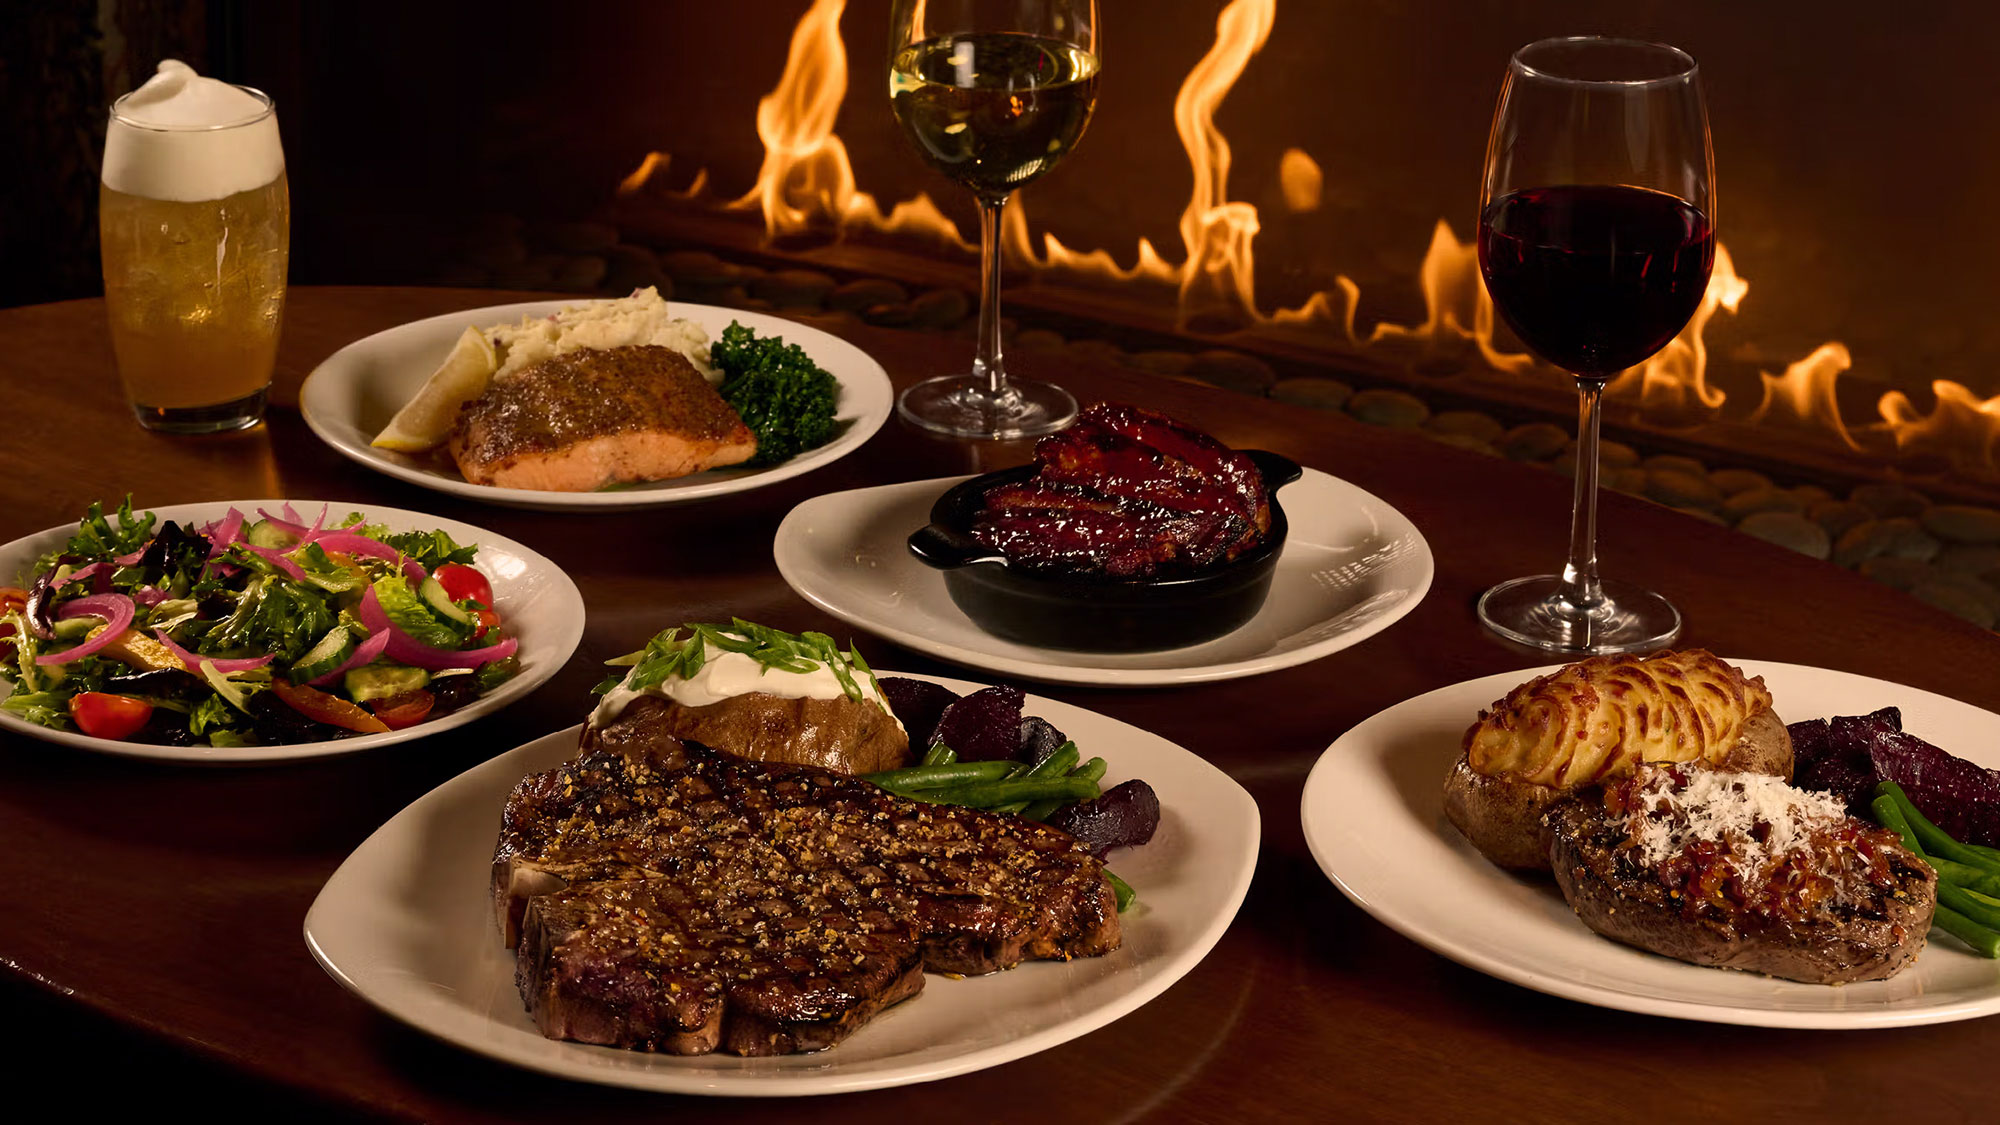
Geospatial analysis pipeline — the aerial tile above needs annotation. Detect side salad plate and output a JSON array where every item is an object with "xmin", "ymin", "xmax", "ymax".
[
  {"xmin": 300, "ymin": 300, "xmax": 894, "ymax": 512},
  {"xmin": 304, "ymin": 674, "xmax": 1261, "ymax": 1095},
  {"xmin": 0, "ymin": 500, "xmax": 584, "ymax": 764},
  {"xmin": 1301, "ymin": 660, "xmax": 2000, "ymax": 1029},
  {"xmin": 774, "ymin": 471, "xmax": 1433, "ymax": 687}
]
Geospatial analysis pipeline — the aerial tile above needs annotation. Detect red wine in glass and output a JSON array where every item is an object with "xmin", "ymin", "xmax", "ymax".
[
  {"xmin": 1479, "ymin": 185, "xmax": 1714, "ymax": 380},
  {"xmin": 1473, "ymin": 36, "xmax": 1714, "ymax": 655}
]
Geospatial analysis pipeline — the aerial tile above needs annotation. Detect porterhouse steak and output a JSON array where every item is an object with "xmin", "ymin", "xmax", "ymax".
[{"xmin": 493, "ymin": 733, "xmax": 1122, "ymax": 1056}]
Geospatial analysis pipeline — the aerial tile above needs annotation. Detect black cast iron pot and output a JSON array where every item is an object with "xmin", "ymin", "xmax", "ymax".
[{"xmin": 907, "ymin": 450, "xmax": 1304, "ymax": 652}]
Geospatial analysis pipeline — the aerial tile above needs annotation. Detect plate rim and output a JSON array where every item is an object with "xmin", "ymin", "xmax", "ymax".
[
  {"xmin": 298, "ymin": 298, "xmax": 894, "ymax": 511},
  {"xmin": 1300, "ymin": 658, "xmax": 2000, "ymax": 1030},
  {"xmin": 773, "ymin": 471, "xmax": 1435, "ymax": 687},
  {"xmin": 303, "ymin": 672, "xmax": 1262, "ymax": 1095},
  {"xmin": 0, "ymin": 498, "xmax": 584, "ymax": 764}
]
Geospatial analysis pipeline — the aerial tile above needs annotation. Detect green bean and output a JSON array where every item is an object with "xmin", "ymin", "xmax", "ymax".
[
  {"xmin": 866, "ymin": 760, "xmax": 1018, "ymax": 789},
  {"xmin": 1939, "ymin": 881, "xmax": 2000, "ymax": 935},
  {"xmin": 1965, "ymin": 887, "xmax": 2000, "ymax": 909},
  {"xmin": 921, "ymin": 744, "xmax": 955, "ymax": 768},
  {"xmin": 1870, "ymin": 794, "xmax": 1925, "ymax": 859},
  {"xmin": 917, "ymin": 776, "xmax": 1098, "ymax": 808},
  {"xmin": 1929, "ymin": 857, "xmax": 2000, "ymax": 901},
  {"xmin": 1027, "ymin": 742, "xmax": 1079, "ymax": 779},
  {"xmin": 1878, "ymin": 782, "xmax": 2000, "ymax": 878},
  {"xmin": 1968, "ymin": 842, "xmax": 2000, "ymax": 864},
  {"xmin": 1104, "ymin": 870, "xmax": 1135, "ymax": 913},
  {"xmin": 1934, "ymin": 906, "xmax": 2000, "ymax": 959},
  {"xmin": 1071, "ymin": 757, "xmax": 1107, "ymax": 785}
]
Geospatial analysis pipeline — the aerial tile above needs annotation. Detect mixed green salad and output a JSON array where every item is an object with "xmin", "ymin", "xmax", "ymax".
[{"xmin": 0, "ymin": 498, "xmax": 519, "ymax": 746}]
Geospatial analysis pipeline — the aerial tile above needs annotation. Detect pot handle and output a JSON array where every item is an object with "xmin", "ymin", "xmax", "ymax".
[
  {"xmin": 1245, "ymin": 449, "xmax": 1305, "ymax": 491},
  {"xmin": 908, "ymin": 524, "xmax": 1010, "ymax": 570}
]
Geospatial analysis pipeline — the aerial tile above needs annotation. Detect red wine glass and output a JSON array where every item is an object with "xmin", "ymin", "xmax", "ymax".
[
  {"xmin": 889, "ymin": 0, "xmax": 1099, "ymax": 439},
  {"xmin": 1475, "ymin": 37, "xmax": 1715, "ymax": 653}
]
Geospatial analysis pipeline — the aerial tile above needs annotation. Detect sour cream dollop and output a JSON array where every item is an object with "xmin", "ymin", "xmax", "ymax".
[{"xmin": 591, "ymin": 640, "xmax": 900, "ymax": 730}]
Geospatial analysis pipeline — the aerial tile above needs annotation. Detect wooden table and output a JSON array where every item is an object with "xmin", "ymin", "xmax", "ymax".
[{"xmin": 3, "ymin": 288, "xmax": 1995, "ymax": 1122}]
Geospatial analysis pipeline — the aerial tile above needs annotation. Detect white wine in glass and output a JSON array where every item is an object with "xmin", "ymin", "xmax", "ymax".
[{"xmin": 889, "ymin": 0, "xmax": 1099, "ymax": 439}]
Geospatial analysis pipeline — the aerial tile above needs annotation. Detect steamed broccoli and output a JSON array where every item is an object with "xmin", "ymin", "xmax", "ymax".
[{"xmin": 713, "ymin": 322, "xmax": 838, "ymax": 466}]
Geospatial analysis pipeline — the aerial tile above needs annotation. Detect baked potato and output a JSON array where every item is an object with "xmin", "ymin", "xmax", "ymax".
[{"xmin": 1442, "ymin": 650, "xmax": 1791, "ymax": 871}]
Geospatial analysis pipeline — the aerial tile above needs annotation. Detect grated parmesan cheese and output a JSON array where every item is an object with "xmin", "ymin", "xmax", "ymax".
[{"xmin": 1631, "ymin": 767, "xmax": 1850, "ymax": 872}]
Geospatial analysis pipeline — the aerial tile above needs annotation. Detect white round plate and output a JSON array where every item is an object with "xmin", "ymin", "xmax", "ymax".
[
  {"xmin": 773, "ymin": 470, "xmax": 1433, "ymax": 687},
  {"xmin": 1301, "ymin": 659, "xmax": 2000, "ymax": 1029},
  {"xmin": 299, "ymin": 300, "xmax": 894, "ymax": 512},
  {"xmin": 0, "ymin": 500, "xmax": 584, "ymax": 764},
  {"xmin": 303, "ymin": 674, "xmax": 1259, "ymax": 1095}
]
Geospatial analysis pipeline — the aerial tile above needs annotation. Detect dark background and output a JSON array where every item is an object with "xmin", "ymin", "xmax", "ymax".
[{"xmin": 6, "ymin": 0, "xmax": 1992, "ymax": 402}]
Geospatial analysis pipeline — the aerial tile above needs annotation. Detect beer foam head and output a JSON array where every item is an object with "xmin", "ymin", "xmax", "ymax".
[{"xmin": 102, "ymin": 60, "xmax": 284, "ymax": 202}]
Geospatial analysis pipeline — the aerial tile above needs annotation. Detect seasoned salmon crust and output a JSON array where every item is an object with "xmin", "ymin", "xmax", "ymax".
[{"xmin": 448, "ymin": 345, "xmax": 756, "ymax": 491}]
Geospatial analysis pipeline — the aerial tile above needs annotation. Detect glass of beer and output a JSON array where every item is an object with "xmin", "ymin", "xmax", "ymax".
[{"xmin": 100, "ymin": 60, "xmax": 289, "ymax": 433}]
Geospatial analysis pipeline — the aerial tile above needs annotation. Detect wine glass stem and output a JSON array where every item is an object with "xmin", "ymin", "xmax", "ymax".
[
  {"xmin": 1560, "ymin": 376, "xmax": 1608, "ymax": 611},
  {"xmin": 973, "ymin": 194, "xmax": 1008, "ymax": 397}
]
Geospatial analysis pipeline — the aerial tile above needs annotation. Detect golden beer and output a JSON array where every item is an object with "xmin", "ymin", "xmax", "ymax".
[{"xmin": 101, "ymin": 62, "xmax": 288, "ymax": 432}]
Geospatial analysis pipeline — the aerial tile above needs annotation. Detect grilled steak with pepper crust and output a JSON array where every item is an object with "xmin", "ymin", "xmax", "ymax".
[{"xmin": 494, "ymin": 735, "xmax": 1121, "ymax": 1055}]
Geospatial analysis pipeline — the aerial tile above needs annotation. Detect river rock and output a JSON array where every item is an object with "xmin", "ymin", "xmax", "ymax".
[
  {"xmin": 1849, "ymin": 482, "xmax": 1931, "ymax": 519},
  {"xmin": 1189, "ymin": 350, "xmax": 1277, "ymax": 394},
  {"xmin": 860, "ymin": 302, "xmax": 914, "ymax": 327},
  {"xmin": 1710, "ymin": 468, "xmax": 1774, "ymax": 496},
  {"xmin": 1347, "ymin": 389, "xmax": 1430, "ymax": 428},
  {"xmin": 750, "ymin": 269, "xmax": 838, "ymax": 308},
  {"xmin": 1606, "ymin": 467, "xmax": 1650, "ymax": 495},
  {"xmin": 1642, "ymin": 453, "xmax": 1708, "ymax": 477},
  {"xmin": 1014, "ymin": 328, "xmax": 1065, "ymax": 352},
  {"xmin": 1066, "ymin": 338, "xmax": 1126, "ymax": 365},
  {"xmin": 660, "ymin": 249, "xmax": 735, "ymax": 286},
  {"xmin": 1598, "ymin": 439, "xmax": 1640, "ymax": 469},
  {"xmin": 1789, "ymin": 484, "xmax": 1833, "ymax": 507},
  {"xmin": 910, "ymin": 288, "xmax": 972, "ymax": 328},
  {"xmin": 1127, "ymin": 350, "xmax": 1195, "ymax": 376},
  {"xmin": 1723, "ymin": 487, "xmax": 1806, "ymax": 522},
  {"xmin": 827, "ymin": 278, "xmax": 908, "ymax": 311},
  {"xmin": 1672, "ymin": 505, "xmax": 1729, "ymax": 526},
  {"xmin": 1646, "ymin": 469, "xmax": 1724, "ymax": 510},
  {"xmin": 1937, "ymin": 544, "xmax": 2000, "ymax": 577},
  {"xmin": 1427, "ymin": 410, "xmax": 1505, "ymax": 443},
  {"xmin": 1921, "ymin": 504, "xmax": 2000, "ymax": 545},
  {"xmin": 537, "ymin": 221, "xmax": 619, "ymax": 254},
  {"xmin": 1810, "ymin": 500, "xmax": 1874, "ymax": 541},
  {"xmin": 1428, "ymin": 432, "xmax": 1498, "ymax": 456},
  {"xmin": 1832, "ymin": 517, "xmax": 1942, "ymax": 568},
  {"xmin": 1501, "ymin": 422, "xmax": 1569, "ymax": 461},
  {"xmin": 1270, "ymin": 377, "xmax": 1353, "ymax": 411},
  {"xmin": 554, "ymin": 254, "xmax": 608, "ymax": 291},
  {"xmin": 1911, "ymin": 579, "xmax": 1999, "ymax": 629},
  {"xmin": 1738, "ymin": 511, "xmax": 1831, "ymax": 559},
  {"xmin": 1858, "ymin": 556, "xmax": 1937, "ymax": 591}
]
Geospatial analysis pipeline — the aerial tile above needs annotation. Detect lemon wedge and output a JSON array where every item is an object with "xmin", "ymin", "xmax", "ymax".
[{"xmin": 371, "ymin": 326, "xmax": 499, "ymax": 452}]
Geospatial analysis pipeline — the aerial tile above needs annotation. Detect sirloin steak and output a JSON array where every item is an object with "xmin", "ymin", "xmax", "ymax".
[{"xmin": 494, "ymin": 735, "xmax": 1121, "ymax": 1055}]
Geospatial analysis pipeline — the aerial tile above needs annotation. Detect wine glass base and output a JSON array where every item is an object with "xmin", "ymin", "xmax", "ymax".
[
  {"xmin": 1476, "ymin": 575, "xmax": 1682, "ymax": 655},
  {"xmin": 897, "ymin": 375, "xmax": 1078, "ymax": 440}
]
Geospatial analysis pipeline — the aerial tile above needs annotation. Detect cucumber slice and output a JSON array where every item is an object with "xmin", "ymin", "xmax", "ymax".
[
  {"xmin": 418, "ymin": 576, "xmax": 473, "ymax": 628},
  {"xmin": 290, "ymin": 624, "xmax": 357, "ymax": 684},
  {"xmin": 344, "ymin": 662, "xmax": 429, "ymax": 703},
  {"xmin": 243, "ymin": 520, "xmax": 295, "ymax": 549}
]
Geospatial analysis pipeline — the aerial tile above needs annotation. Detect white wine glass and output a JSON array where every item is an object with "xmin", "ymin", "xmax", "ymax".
[{"xmin": 889, "ymin": 0, "xmax": 1099, "ymax": 439}]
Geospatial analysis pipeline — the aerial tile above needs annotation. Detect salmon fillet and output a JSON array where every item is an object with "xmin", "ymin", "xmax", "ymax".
[{"xmin": 448, "ymin": 345, "xmax": 756, "ymax": 490}]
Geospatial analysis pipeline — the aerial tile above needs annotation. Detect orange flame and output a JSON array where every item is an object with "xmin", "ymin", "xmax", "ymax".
[
  {"xmin": 1748, "ymin": 342, "xmax": 1860, "ymax": 449},
  {"xmin": 611, "ymin": 0, "xmax": 2000, "ymax": 478}
]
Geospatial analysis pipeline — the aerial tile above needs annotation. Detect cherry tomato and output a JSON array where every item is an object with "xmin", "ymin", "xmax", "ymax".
[
  {"xmin": 370, "ymin": 689, "xmax": 436, "ymax": 730},
  {"xmin": 68, "ymin": 692, "xmax": 154, "ymax": 740},
  {"xmin": 434, "ymin": 564, "xmax": 493, "ymax": 608},
  {"xmin": 269, "ymin": 679, "xmax": 390, "ymax": 733},
  {"xmin": 469, "ymin": 604, "xmax": 503, "ymax": 642}
]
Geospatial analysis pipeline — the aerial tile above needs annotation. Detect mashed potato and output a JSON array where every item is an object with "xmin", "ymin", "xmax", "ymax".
[{"xmin": 488, "ymin": 287, "xmax": 717, "ymax": 384}]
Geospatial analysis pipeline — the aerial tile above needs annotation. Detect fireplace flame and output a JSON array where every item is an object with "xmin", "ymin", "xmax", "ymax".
[{"xmin": 613, "ymin": 0, "xmax": 2000, "ymax": 480}]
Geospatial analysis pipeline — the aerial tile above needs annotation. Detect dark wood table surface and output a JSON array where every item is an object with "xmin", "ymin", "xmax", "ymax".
[{"xmin": 3, "ymin": 287, "xmax": 1996, "ymax": 1122}]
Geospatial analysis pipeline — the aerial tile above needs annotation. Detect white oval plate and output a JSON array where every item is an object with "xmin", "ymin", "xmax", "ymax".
[
  {"xmin": 773, "ymin": 470, "xmax": 1433, "ymax": 687},
  {"xmin": 300, "ymin": 300, "xmax": 894, "ymax": 512},
  {"xmin": 0, "ymin": 500, "xmax": 584, "ymax": 764},
  {"xmin": 1301, "ymin": 660, "xmax": 2000, "ymax": 1029},
  {"xmin": 303, "ymin": 674, "xmax": 1259, "ymax": 1095}
]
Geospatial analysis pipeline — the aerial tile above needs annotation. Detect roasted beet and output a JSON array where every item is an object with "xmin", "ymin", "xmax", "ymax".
[
  {"xmin": 930, "ymin": 686, "xmax": 1025, "ymax": 761},
  {"xmin": 878, "ymin": 677, "xmax": 960, "ymax": 751},
  {"xmin": 1791, "ymin": 706, "xmax": 2000, "ymax": 848},
  {"xmin": 1047, "ymin": 779, "xmax": 1160, "ymax": 859},
  {"xmin": 1018, "ymin": 715, "xmax": 1068, "ymax": 765},
  {"xmin": 429, "ymin": 674, "xmax": 482, "ymax": 716}
]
